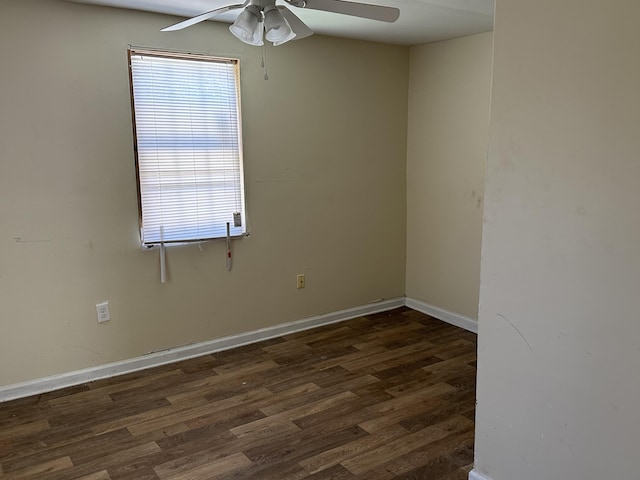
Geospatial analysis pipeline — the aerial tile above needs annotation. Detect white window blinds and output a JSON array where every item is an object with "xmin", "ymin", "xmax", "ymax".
[{"xmin": 129, "ymin": 49, "xmax": 246, "ymax": 246}]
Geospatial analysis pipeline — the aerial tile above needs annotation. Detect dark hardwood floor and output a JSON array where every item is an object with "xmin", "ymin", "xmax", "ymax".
[{"xmin": 0, "ymin": 307, "xmax": 477, "ymax": 479}]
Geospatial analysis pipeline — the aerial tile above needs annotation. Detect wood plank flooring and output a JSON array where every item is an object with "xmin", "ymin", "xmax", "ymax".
[{"xmin": 0, "ymin": 307, "xmax": 477, "ymax": 480}]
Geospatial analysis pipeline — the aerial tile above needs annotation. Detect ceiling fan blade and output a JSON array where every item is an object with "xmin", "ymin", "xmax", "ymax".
[
  {"xmin": 285, "ymin": 0, "xmax": 400, "ymax": 23},
  {"xmin": 278, "ymin": 6, "xmax": 314, "ymax": 40},
  {"xmin": 161, "ymin": 2, "xmax": 248, "ymax": 32}
]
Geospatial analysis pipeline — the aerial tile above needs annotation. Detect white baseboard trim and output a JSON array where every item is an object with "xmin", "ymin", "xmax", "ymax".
[
  {"xmin": 469, "ymin": 469, "xmax": 493, "ymax": 480},
  {"xmin": 0, "ymin": 297, "xmax": 404, "ymax": 403},
  {"xmin": 405, "ymin": 298, "xmax": 478, "ymax": 334}
]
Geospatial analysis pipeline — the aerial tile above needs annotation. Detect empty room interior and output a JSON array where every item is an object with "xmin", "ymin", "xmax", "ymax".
[{"xmin": 1, "ymin": 1, "xmax": 638, "ymax": 480}]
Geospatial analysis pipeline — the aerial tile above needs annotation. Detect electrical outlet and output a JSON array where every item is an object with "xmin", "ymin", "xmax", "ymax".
[
  {"xmin": 296, "ymin": 274, "xmax": 305, "ymax": 289},
  {"xmin": 96, "ymin": 301, "xmax": 111, "ymax": 323}
]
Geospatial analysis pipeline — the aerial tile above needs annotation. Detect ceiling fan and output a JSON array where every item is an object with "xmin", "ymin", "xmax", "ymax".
[{"xmin": 161, "ymin": 0, "xmax": 400, "ymax": 46}]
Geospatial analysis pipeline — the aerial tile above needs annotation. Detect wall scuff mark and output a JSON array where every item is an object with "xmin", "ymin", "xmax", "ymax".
[{"xmin": 497, "ymin": 313, "xmax": 533, "ymax": 352}]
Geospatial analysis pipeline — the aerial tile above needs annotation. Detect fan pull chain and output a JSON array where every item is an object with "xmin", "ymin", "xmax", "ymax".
[{"xmin": 261, "ymin": 44, "xmax": 269, "ymax": 81}]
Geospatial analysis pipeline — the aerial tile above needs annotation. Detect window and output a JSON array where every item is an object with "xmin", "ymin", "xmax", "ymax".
[{"xmin": 128, "ymin": 49, "xmax": 246, "ymax": 246}]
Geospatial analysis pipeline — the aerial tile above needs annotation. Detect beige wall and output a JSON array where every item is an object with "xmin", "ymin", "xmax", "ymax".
[
  {"xmin": 406, "ymin": 32, "xmax": 492, "ymax": 319},
  {"xmin": 475, "ymin": 0, "xmax": 640, "ymax": 478},
  {"xmin": 0, "ymin": 0, "xmax": 408, "ymax": 385}
]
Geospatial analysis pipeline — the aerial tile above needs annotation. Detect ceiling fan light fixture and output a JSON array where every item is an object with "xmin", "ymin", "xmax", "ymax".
[
  {"xmin": 162, "ymin": 0, "xmax": 401, "ymax": 47},
  {"xmin": 229, "ymin": 4, "xmax": 264, "ymax": 46},
  {"xmin": 264, "ymin": 5, "xmax": 296, "ymax": 46}
]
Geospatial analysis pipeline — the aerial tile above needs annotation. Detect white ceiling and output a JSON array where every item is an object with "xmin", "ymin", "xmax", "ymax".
[{"xmin": 68, "ymin": 0, "xmax": 494, "ymax": 46}]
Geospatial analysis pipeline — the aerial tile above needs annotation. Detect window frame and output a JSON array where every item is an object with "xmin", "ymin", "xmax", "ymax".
[{"xmin": 127, "ymin": 47, "xmax": 247, "ymax": 247}]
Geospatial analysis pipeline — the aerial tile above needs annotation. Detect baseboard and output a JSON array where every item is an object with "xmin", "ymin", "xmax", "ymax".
[
  {"xmin": 0, "ymin": 298, "xmax": 404, "ymax": 403},
  {"xmin": 0, "ymin": 297, "xmax": 475, "ymax": 402},
  {"xmin": 469, "ymin": 469, "xmax": 493, "ymax": 480},
  {"xmin": 405, "ymin": 298, "xmax": 478, "ymax": 334}
]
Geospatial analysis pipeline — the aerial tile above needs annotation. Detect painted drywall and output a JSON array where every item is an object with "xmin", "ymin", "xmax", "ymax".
[
  {"xmin": 0, "ymin": 0, "xmax": 408, "ymax": 386},
  {"xmin": 406, "ymin": 32, "xmax": 492, "ymax": 320},
  {"xmin": 474, "ymin": 0, "xmax": 640, "ymax": 479}
]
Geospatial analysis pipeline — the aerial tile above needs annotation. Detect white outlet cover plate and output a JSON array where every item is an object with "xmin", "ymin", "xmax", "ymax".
[{"xmin": 96, "ymin": 302, "xmax": 111, "ymax": 323}]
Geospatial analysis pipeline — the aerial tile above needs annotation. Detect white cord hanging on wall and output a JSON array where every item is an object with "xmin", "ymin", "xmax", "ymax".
[
  {"xmin": 160, "ymin": 226, "xmax": 167, "ymax": 283},
  {"xmin": 157, "ymin": 223, "xmax": 237, "ymax": 282},
  {"xmin": 226, "ymin": 222, "xmax": 233, "ymax": 271}
]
